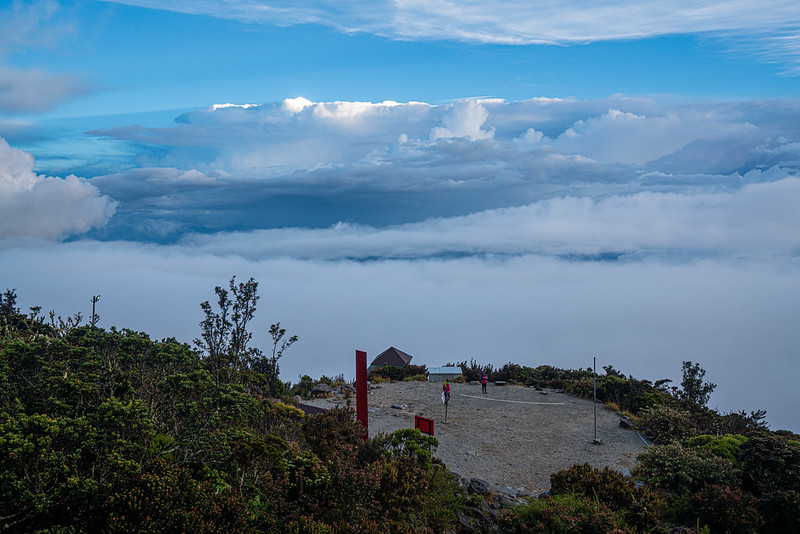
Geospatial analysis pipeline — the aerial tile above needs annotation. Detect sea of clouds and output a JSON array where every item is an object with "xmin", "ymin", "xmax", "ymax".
[{"xmin": 2, "ymin": 95, "xmax": 799, "ymax": 431}]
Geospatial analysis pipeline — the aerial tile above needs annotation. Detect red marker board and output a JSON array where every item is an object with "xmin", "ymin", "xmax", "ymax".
[
  {"xmin": 415, "ymin": 415, "xmax": 434, "ymax": 436},
  {"xmin": 356, "ymin": 350, "xmax": 368, "ymax": 440}
]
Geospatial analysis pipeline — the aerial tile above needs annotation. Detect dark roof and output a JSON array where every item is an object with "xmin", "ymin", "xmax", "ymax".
[{"xmin": 370, "ymin": 346, "xmax": 413, "ymax": 367}]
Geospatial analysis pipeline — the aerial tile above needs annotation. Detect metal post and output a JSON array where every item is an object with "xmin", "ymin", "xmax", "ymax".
[{"xmin": 355, "ymin": 350, "xmax": 368, "ymax": 440}]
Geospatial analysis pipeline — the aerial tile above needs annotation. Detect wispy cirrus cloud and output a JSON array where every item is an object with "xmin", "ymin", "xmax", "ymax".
[
  {"xmin": 101, "ymin": 1, "xmax": 800, "ymax": 69},
  {"xmin": 0, "ymin": 1, "xmax": 90, "ymax": 113}
]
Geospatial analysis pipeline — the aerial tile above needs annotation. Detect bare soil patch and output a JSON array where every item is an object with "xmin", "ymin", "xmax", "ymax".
[{"xmin": 305, "ymin": 380, "xmax": 647, "ymax": 495}]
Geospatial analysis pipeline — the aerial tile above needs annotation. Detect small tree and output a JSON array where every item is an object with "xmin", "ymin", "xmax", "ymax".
[
  {"xmin": 251, "ymin": 322, "xmax": 297, "ymax": 395},
  {"xmin": 679, "ymin": 361, "xmax": 716, "ymax": 408},
  {"xmin": 194, "ymin": 276, "xmax": 260, "ymax": 385}
]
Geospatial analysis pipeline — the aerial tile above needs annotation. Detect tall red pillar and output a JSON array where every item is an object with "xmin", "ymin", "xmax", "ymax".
[{"xmin": 355, "ymin": 350, "xmax": 368, "ymax": 440}]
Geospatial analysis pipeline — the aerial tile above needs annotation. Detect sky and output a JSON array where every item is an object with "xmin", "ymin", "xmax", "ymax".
[{"xmin": 1, "ymin": 0, "xmax": 799, "ymax": 432}]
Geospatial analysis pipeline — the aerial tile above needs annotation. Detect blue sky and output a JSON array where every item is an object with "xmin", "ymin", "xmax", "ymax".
[{"xmin": 1, "ymin": 0, "xmax": 800, "ymax": 431}]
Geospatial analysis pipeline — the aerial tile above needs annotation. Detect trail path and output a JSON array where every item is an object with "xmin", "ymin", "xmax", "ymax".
[{"xmin": 305, "ymin": 381, "xmax": 646, "ymax": 495}]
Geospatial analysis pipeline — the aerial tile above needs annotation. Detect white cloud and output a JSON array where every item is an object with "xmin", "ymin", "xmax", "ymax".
[
  {"xmin": 549, "ymin": 107, "xmax": 761, "ymax": 166},
  {"xmin": 175, "ymin": 176, "xmax": 800, "ymax": 260},
  {"xmin": 0, "ymin": 66, "xmax": 89, "ymax": 113},
  {"xmin": 100, "ymin": 1, "xmax": 800, "ymax": 68},
  {"xmin": 89, "ymin": 96, "xmax": 800, "ymax": 182},
  {"xmin": 80, "ymin": 96, "xmax": 800, "ymax": 241},
  {"xmin": 0, "ymin": 2, "xmax": 89, "ymax": 113},
  {"xmin": 99, "ymin": 1, "xmax": 800, "ymax": 43},
  {"xmin": 0, "ymin": 138, "xmax": 116, "ymax": 241},
  {"xmin": 430, "ymin": 100, "xmax": 495, "ymax": 141},
  {"xmin": 2, "ymin": 240, "xmax": 799, "ymax": 433}
]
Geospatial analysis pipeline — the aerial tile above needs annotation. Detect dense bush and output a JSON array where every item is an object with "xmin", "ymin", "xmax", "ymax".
[
  {"xmin": 633, "ymin": 442, "xmax": 739, "ymax": 493},
  {"xmin": 499, "ymin": 493, "xmax": 631, "ymax": 533},
  {"xmin": 0, "ymin": 292, "xmax": 467, "ymax": 533},
  {"xmin": 689, "ymin": 484, "xmax": 763, "ymax": 534},
  {"xmin": 550, "ymin": 464, "xmax": 662, "ymax": 532},
  {"xmin": 368, "ymin": 364, "xmax": 428, "ymax": 382},
  {"xmin": 687, "ymin": 434, "xmax": 747, "ymax": 464},
  {"xmin": 4, "ymin": 291, "xmax": 799, "ymax": 533},
  {"xmin": 636, "ymin": 404, "xmax": 696, "ymax": 444}
]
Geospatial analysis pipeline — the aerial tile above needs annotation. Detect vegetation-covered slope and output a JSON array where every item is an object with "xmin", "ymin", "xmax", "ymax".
[{"xmin": 1, "ymin": 286, "xmax": 798, "ymax": 533}]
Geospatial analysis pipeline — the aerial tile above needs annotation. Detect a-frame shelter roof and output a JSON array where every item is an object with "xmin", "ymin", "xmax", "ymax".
[{"xmin": 369, "ymin": 346, "xmax": 413, "ymax": 367}]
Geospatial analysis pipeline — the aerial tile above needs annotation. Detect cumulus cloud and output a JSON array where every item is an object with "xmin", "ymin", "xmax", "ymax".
[
  {"xmin": 91, "ymin": 98, "xmax": 435, "ymax": 176},
  {"xmin": 82, "ymin": 96, "xmax": 800, "ymax": 243},
  {"xmin": 101, "ymin": 1, "xmax": 800, "ymax": 68},
  {"xmin": 430, "ymin": 100, "xmax": 495, "ymax": 141},
  {"xmin": 91, "ymin": 96, "xmax": 800, "ymax": 180},
  {"xmin": 0, "ymin": 138, "xmax": 116, "ymax": 241}
]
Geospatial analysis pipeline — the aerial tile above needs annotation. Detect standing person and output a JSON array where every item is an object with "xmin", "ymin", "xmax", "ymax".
[
  {"xmin": 443, "ymin": 379, "xmax": 451, "ymax": 405},
  {"xmin": 481, "ymin": 371, "xmax": 488, "ymax": 394}
]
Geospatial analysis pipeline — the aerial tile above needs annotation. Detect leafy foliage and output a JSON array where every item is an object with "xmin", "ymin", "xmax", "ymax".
[
  {"xmin": 368, "ymin": 363, "xmax": 428, "ymax": 382},
  {"xmin": 679, "ymin": 361, "xmax": 717, "ymax": 409},
  {"xmin": 550, "ymin": 464, "xmax": 662, "ymax": 532},
  {"xmin": 3, "ymin": 289, "xmax": 798, "ymax": 533},
  {"xmin": 633, "ymin": 441, "xmax": 739, "ymax": 493},
  {"xmin": 687, "ymin": 434, "xmax": 748, "ymax": 464},
  {"xmin": 0, "ymin": 287, "xmax": 469, "ymax": 532},
  {"xmin": 499, "ymin": 493, "xmax": 631, "ymax": 533}
]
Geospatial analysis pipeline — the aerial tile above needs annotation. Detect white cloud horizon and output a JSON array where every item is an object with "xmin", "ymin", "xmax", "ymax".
[{"xmin": 2, "ymin": 240, "xmax": 798, "ymax": 433}]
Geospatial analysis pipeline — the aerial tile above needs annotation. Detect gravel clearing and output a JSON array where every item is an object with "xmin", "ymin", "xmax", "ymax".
[{"xmin": 304, "ymin": 380, "xmax": 647, "ymax": 495}]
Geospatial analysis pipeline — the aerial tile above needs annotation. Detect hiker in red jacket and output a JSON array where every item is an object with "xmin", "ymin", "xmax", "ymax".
[
  {"xmin": 481, "ymin": 371, "xmax": 488, "ymax": 394},
  {"xmin": 443, "ymin": 380, "xmax": 451, "ymax": 405}
]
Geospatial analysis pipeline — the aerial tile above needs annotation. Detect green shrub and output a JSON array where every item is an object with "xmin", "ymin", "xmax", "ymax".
[
  {"xmin": 499, "ymin": 493, "xmax": 631, "ymax": 533},
  {"xmin": 550, "ymin": 463, "xmax": 662, "ymax": 532},
  {"xmin": 739, "ymin": 433, "xmax": 800, "ymax": 496},
  {"xmin": 375, "ymin": 428, "xmax": 439, "ymax": 470},
  {"xmin": 288, "ymin": 375, "xmax": 315, "ymax": 399},
  {"xmin": 636, "ymin": 404, "xmax": 695, "ymax": 444},
  {"xmin": 402, "ymin": 374, "xmax": 428, "ymax": 382},
  {"xmin": 633, "ymin": 442, "xmax": 739, "ymax": 493},
  {"xmin": 688, "ymin": 434, "xmax": 747, "ymax": 464},
  {"xmin": 368, "ymin": 364, "xmax": 428, "ymax": 382},
  {"xmin": 689, "ymin": 484, "xmax": 763, "ymax": 534}
]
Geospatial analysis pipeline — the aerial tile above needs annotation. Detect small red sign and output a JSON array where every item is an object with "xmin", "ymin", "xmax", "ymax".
[{"xmin": 415, "ymin": 415, "xmax": 434, "ymax": 436}]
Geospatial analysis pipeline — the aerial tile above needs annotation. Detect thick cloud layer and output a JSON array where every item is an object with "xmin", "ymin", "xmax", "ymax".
[
  {"xmin": 178, "ymin": 177, "xmax": 800, "ymax": 260},
  {"xmin": 87, "ymin": 97, "xmax": 800, "ymax": 244},
  {"xmin": 0, "ymin": 138, "xmax": 116, "ymax": 241},
  {"xmin": 3, "ymin": 242, "xmax": 798, "ymax": 432}
]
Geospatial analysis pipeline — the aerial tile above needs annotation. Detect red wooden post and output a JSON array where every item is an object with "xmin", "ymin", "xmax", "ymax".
[{"xmin": 356, "ymin": 350, "xmax": 368, "ymax": 440}]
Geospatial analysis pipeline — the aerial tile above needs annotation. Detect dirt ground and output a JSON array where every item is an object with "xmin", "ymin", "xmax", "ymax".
[{"xmin": 304, "ymin": 380, "xmax": 647, "ymax": 495}]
